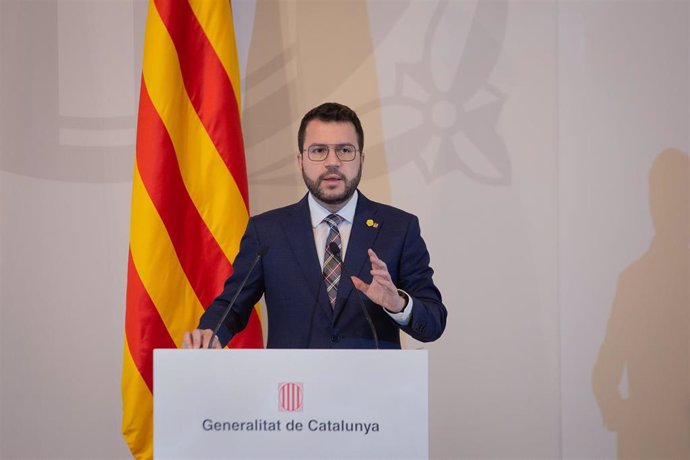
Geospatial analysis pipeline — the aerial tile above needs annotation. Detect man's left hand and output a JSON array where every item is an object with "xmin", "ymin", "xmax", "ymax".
[{"xmin": 351, "ymin": 248, "xmax": 405, "ymax": 313}]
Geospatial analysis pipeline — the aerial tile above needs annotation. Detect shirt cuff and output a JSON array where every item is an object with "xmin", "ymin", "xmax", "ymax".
[{"xmin": 385, "ymin": 289, "xmax": 413, "ymax": 326}]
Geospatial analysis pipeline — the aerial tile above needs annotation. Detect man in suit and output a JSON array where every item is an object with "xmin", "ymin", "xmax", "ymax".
[{"xmin": 183, "ymin": 102, "xmax": 446, "ymax": 349}]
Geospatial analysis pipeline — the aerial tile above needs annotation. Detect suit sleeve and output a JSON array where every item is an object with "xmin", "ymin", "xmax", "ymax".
[
  {"xmin": 197, "ymin": 218, "xmax": 265, "ymax": 346},
  {"xmin": 396, "ymin": 216, "xmax": 447, "ymax": 342}
]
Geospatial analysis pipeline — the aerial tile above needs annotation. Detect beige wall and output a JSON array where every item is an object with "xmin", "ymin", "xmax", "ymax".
[{"xmin": 1, "ymin": 1, "xmax": 687, "ymax": 459}]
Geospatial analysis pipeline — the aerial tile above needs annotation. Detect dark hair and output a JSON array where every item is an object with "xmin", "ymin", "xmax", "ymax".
[{"xmin": 297, "ymin": 102, "xmax": 364, "ymax": 153}]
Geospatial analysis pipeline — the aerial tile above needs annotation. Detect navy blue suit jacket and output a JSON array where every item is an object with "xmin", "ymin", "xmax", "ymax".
[{"xmin": 198, "ymin": 192, "xmax": 446, "ymax": 349}]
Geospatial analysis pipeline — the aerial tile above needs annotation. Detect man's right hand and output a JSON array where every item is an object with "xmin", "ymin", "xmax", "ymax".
[{"xmin": 182, "ymin": 329, "xmax": 221, "ymax": 349}]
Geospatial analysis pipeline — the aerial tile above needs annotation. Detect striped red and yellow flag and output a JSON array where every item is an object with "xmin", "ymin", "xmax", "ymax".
[{"xmin": 122, "ymin": 1, "xmax": 263, "ymax": 458}]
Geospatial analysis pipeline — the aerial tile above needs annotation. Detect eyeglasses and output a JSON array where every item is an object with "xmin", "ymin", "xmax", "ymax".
[{"xmin": 303, "ymin": 143, "xmax": 359, "ymax": 162}]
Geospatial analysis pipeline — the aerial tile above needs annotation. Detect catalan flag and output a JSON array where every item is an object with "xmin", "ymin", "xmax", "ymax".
[{"xmin": 122, "ymin": 1, "xmax": 263, "ymax": 458}]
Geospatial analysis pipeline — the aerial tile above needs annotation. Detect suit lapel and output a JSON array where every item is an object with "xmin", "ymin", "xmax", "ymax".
[
  {"xmin": 333, "ymin": 193, "xmax": 381, "ymax": 322},
  {"xmin": 282, "ymin": 195, "xmax": 329, "ymax": 313}
]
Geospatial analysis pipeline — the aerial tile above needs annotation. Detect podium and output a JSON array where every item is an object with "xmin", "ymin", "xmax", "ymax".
[{"xmin": 154, "ymin": 349, "xmax": 428, "ymax": 459}]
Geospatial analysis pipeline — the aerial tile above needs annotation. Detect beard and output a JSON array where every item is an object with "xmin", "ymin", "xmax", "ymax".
[{"xmin": 302, "ymin": 164, "xmax": 362, "ymax": 206}]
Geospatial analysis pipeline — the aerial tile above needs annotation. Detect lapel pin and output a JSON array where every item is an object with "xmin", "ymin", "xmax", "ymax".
[{"xmin": 366, "ymin": 219, "xmax": 379, "ymax": 228}]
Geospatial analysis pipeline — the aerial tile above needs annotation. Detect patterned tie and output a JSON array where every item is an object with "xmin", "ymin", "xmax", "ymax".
[{"xmin": 322, "ymin": 214, "xmax": 344, "ymax": 308}]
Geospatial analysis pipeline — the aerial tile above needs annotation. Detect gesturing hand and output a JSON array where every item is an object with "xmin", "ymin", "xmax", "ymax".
[{"xmin": 350, "ymin": 249, "xmax": 405, "ymax": 313}]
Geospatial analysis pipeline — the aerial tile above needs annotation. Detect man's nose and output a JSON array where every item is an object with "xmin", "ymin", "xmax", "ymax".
[{"xmin": 323, "ymin": 148, "xmax": 342, "ymax": 166}]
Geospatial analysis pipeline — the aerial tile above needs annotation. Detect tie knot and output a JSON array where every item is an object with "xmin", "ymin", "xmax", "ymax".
[{"xmin": 323, "ymin": 213, "xmax": 344, "ymax": 230}]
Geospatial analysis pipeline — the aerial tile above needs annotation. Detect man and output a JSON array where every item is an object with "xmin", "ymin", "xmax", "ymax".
[{"xmin": 183, "ymin": 102, "xmax": 446, "ymax": 349}]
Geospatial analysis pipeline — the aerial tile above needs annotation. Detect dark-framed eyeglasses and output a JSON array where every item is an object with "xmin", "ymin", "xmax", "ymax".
[{"xmin": 303, "ymin": 143, "xmax": 359, "ymax": 162}]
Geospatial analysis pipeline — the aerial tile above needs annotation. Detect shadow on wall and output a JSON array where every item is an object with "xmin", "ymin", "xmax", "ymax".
[
  {"xmin": 242, "ymin": 0, "xmax": 391, "ymax": 214},
  {"xmin": 241, "ymin": 0, "xmax": 514, "ymax": 215},
  {"xmin": 592, "ymin": 149, "xmax": 689, "ymax": 459}
]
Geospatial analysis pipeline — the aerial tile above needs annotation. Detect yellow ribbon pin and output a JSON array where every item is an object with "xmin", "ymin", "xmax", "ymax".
[{"xmin": 366, "ymin": 219, "xmax": 379, "ymax": 228}]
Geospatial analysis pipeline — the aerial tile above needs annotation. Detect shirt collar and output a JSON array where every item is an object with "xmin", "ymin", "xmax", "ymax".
[{"xmin": 308, "ymin": 190, "xmax": 358, "ymax": 228}]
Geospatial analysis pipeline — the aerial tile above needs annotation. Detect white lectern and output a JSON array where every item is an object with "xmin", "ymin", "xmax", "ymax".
[{"xmin": 154, "ymin": 349, "xmax": 428, "ymax": 459}]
